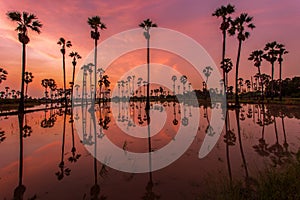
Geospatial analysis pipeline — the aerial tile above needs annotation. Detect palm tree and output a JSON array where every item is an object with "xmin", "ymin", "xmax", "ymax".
[
  {"xmin": 245, "ymin": 80, "xmax": 251, "ymax": 92},
  {"xmin": 74, "ymin": 84, "xmax": 80, "ymax": 99},
  {"xmin": 0, "ymin": 68, "xmax": 8, "ymax": 84},
  {"xmin": 139, "ymin": 18, "xmax": 157, "ymax": 110},
  {"xmin": 180, "ymin": 75, "xmax": 187, "ymax": 94},
  {"xmin": 57, "ymin": 37, "xmax": 72, "ymax": 104},
  {"xmin": 263, "ymin": 41, "xmax": 278, "ymax": 100},
  {"xmin": 5, "ymin": 86, "xmax": 10, "ymax": 99},
  {"xmin": 220, "ymin": 58, "xmax": 233, "ymax": 93},
  {"xmin": 97, "ymin": 68, "xmax": 105, "ymax": 100},
  {"xmin": 48, "ymin": 79, "xmax": 57, "ymax": 100},
  {"xmin": 212, "ymin": 4, "xmax": 235, "ymax": 93},
  {"xmin": 203, "ymin": 66, "xmax": 213, "ymax": 84},
  {"xmin": 41, "ymin": 79, "xmax": 49, "ymax": 98},
  {"xmin": 171, "ymin": 75, "xmax": 177, "ymax": 95},
  {"xmin": 7, "ymin": 11, "xmax": 42, "ymax": 112},
  {"xmin": 238, "ymin": 77, "xmax": 244, "ymax": 93},
  {"xmin": 69, "ymin": 51, "xmax": 82, "ymax": 101},
  {"xmin": 88, "ymin": 16, "xmax": 106, "ymax": 104},
  {"xmin": 24, "ymin": 71, "xmax": 33, "ymax": 99},
  {"xmin": 248, "ymin": 50, "xmax": 264, "ymax": 99},
  {"xmin": 228, "ymin": 13, "xmax": 255, "ymax": 105},
  {"xmin": 276, "ymin": 43, "xmax": 288, "ymax": 101}
]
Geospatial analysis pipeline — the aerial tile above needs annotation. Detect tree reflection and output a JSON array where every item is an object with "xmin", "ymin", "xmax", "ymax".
[
  {"xmin": 68, "ymin": 109, "xmax": 81, "ymax": 163},
  {"xmin": 55, "ymin": 109, "xmax": 71, "ymax": 180}
]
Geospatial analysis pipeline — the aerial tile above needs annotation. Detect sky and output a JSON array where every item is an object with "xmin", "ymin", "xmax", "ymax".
[{"xmin": 0, "ymin": 0, "xmax": 299, "ymax": 97}]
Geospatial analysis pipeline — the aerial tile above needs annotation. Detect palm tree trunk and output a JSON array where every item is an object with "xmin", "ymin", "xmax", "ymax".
[
  {"xmin": 25, "ymin": 83, "xmax": 28, "ymax": 100},
  {"xmin": 146, "ymin": 35, "xmax": 150, "ymax": 110},
  {"xmin": 279, "ymin": 60, "xmax": 283, "ymax": 101},
  {"xmin": 271, "ymin": 62, "xmax": 274, "ymax": 100},
  {"xmin": 222, "ymin": 29, "xmax": 227, "ymax": 97},
  {"xmin": 19, "ymin": 43, "xmax": 26, "ymax": 113},
  {"xmin": 62, "ymin": 53, "xmax": 67, "ymax": 105},
  {"xmin": 94, "ymin": 35, "xmax": 98, "ymax": 105},
  {"xmin": 258, "ymin": 67, "xmax": 264, "ymax": 101},
  {"xmin": 71, "ymin": 63, "xmax": 76, "ymax": 102},
  {"xmin": 60, "ymin": 109, "xmax": 67, "ymax": 167},
  {"xmin": 235, "ymin": 40, "xmax": 242, "ymax": 106}
]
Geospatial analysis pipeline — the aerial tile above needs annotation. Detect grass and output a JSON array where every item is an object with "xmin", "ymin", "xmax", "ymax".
[{"xmin": 200, "ymin": 151, "xmax": 300, "ymax": 200}]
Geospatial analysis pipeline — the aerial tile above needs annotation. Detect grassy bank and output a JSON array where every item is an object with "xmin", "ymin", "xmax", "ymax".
[{"xmin": 200, "ymin": 151, "xmax": 300, "ymax": 200}]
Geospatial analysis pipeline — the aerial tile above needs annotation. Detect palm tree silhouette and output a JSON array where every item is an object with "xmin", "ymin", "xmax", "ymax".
[
  {"xmin": 171, "ymin": 75, "xmax": 177, "ymax": 96},
  {"xmin": 212, "ymin": 4, "xmax": 235, "ymax": 95},
  {"xmin": 276, "ymin": 43, "xmax": 288, "ymax": 101},
  {"xmin": 180, "ymin": 75, "xmax": 187, "ymax": 95},
  {"xmin": 263, "ymin": 41, "xmax": 278, "ymax": 100},
  {"xmin": 228, "ymin": 13, "xmax": 255, "ymax": 106},
  {"xmin": 57, "ymin": 37, "xmax": 72, "ymax": 105},
  {"xmin": 88, "ymin": 16, "xmax": 106, "ymax": 105},
  {"xmin": 248, "ymin": 50, "xmax": 264, "ymax": 100},
  {"xmin": 7, "ymin": 11, "xmax": 42, "ymax": 112},
  {"xmin": 97, "ymin": 68, "xmax": 105, "ymax": 100},
  {"xmin": 238, "ymin": 77, "xmax": 244, "ymax": 93},
  {"xmin": 24, "ymin": 71, "xmax": 33, "ymax": 99},
  {"xmin": 69, "ymin": 51, "xmax": 82, "ymax": 102},
  {"xmin": 74, "ymin": 84, "xmax": 80, "ymax": 99},
  {"xmin": 41, "ymin": 79, "xmax": 49, "ymax": 98},
  {"xmin": 0, "ymin": 68, "xmax": 8, "ymax": 84},
  {"xmin": 220, "ymin": 58, "xmax": 233, "ymax": 95},
  {"xmin": 139, "ymin": 18, "xmax": 157, "ymax": 110},
  {"xmin": 203, "ymin": 66, "xmax": 213, "ymax": 85}
]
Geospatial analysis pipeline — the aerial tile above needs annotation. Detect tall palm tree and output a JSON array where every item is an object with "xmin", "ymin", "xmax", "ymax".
[
  {"xmin": 276, "ymin": 43, "xmax": 288, "ymax": 101},
  {"xmin": 171, "ymin": 75, "xmax": 177, "ymax": 95},
  {"xmin": 88, "ymin": 16, "xmax": 106, "ymax": 104},
  {"xmin": 228, "ymin": 13, "xmax": 255, "ymax": 106},
  {"xmin": 57, "ymin": 37, "xmax": 72, "ymax": 104},
  {"xmin": 7, "ymin": 11, "xmax": 42, "ymax": 112},
  {"xmin": 24, "ymin": 71, "xmax": 33, "ymax": 99},
  {"xmin": 212, "ymin": 4, "xmax": 235, "ymax": 94},
  {"xmin": 263, "ymin": 41, "xmax": 278, "ymax": 100},
  {"xmin": 220, "ymin": 58, "xmax": 233, "ymax": 93},
  {"xmin": 74, "ymin": 84, "xmax": 80, "ymax": 98},
  {"xmin": 69, "ymin": 51, "xmax": 81, "ymax": 101},
  {"xmin": 41, "ymin": 79, "xmax": 49, "ymax": 98},
  {"xmin": 180, "ymin": 75, "xmax": 187, "ymax": 94},
  {"xmin": 248, "ymin": 50, "xmax": 264, "ymax": 99},
  {"xmin": 139, "ymin": 18, "xmax": 157, "ymax": 110},
  {"xmin": 0, "ymin": 68, "xmax": 8, "ymax": 84}
]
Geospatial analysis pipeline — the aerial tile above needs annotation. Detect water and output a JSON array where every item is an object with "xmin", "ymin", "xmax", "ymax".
[{"xmin": 0, "ymin": 102, "xmax": 299, "ymax": 199}]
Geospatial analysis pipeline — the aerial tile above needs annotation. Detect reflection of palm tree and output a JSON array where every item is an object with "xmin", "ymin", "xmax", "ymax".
[
  {"xmin": 55, "ymin": 109, "xmax": 71, "ymax": 180},
  {"xmin": 68, "ymin": 111, "xmax": 81, "ymax": 163},
  {"xmin": 57, "ymin": 37, "xmax": 72, "ymax": 104},
  {"xmin": 88, "ymin": 16, "xmax": 106, "ymax": 103},
  {"xmin": 228, "ymin": 13, "xmax": 255, "ymax": 105},
  {"xmin": 7, "ymin": 11, "xmax": 42, "ymax": 112},
  {"xmin": 14, "ymin": 113, "xmax": 26, "ymax": 199},
  {"xmin": 212, "ymin": 4, "xmax": 235, "ymax": 95},
  {"xmin": 172, "ymin": 102, "xmax": 178, "ymax": 125},
  {"xmin": 139, "ymin": 18, "xmax": 157, "ymax": 110}
]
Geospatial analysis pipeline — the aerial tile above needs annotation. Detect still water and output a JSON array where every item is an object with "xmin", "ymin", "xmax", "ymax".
[{"xmin": 0, "ymin": 101, "xmax": 299, "ymax": 199}]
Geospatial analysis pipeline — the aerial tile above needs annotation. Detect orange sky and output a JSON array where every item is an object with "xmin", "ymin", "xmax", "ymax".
[{"xmin": 0, "ymin": 0, "xmax": 299, "ymax": 97}]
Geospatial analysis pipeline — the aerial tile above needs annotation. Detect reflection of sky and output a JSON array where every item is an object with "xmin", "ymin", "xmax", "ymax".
[
  {"xmin": 0, "ymin": 1, "xmax": 299, "ymax": 97},
  {"xmin": 0, "ymin": 103, "xmax": 300, "ymax": 198}
]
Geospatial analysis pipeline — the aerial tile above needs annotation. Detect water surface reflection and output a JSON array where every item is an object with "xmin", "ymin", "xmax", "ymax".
[{"xmin": 0, "ymin": 102, "xmax": 299, "ymax": 199}]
